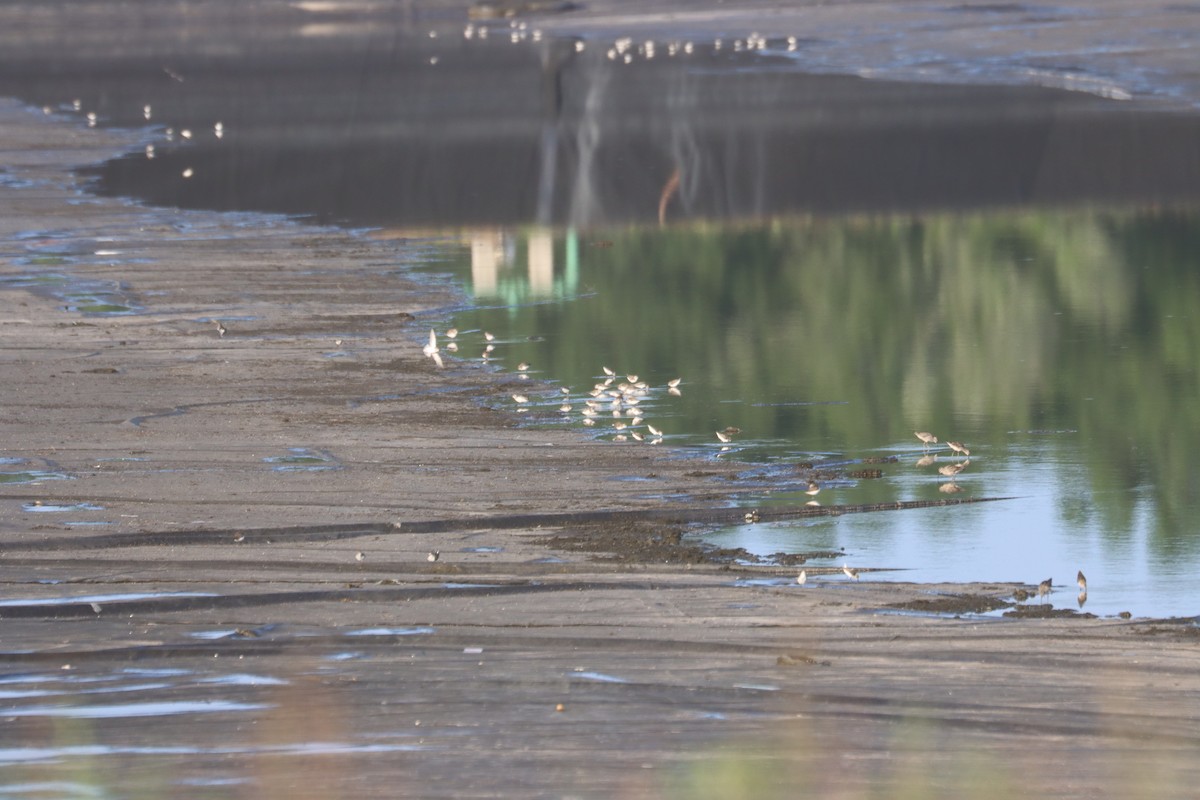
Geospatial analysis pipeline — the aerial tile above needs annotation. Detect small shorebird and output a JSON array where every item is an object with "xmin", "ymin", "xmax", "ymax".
[
  {"xmin": 796, "ymin": 570, "xmax": 807, "ymax": 586},
  {"xmin": 1037, "ymin": 578, "xmax": 1053, "ymax": 602},
  {"xmin": 743, "ymin": 510, "xmax": 760, "ymax": 523},
  {"xmin": 213, "ymin": 320, "xmax": 227, "ymax": 337},
  {"xmin": 1077, "ymin": 570, "xmax": 1087, "ymax": 592},
  {"xmin": 484, "ymin": 331, "xmax": 495, "ymax": 341},
  {"xmin": 427, "ymin": 550, "xmax": 440, "ymax": 562},
  {"xmin": 511, "ymin": 394, "xmax": 528, "ymax": 404},
  {"xmin": 938, "ymin": 462, "xmax": 966, "ymax": 478},
  {"xmin": 667, "ymin": 377, "xmax": 682, "ymax": 388},
  {"xmin": 602, "ymin": 366, "xmax": 615, "ymax": 376},
  {"xmin": 842, "ymin": 564, "xmax": 860, "ymax": 581},
  {"xmin": 647, "ymin": 424, "xmax": 663, "ymax": 437},
  {"xmin": 947, "ymin": 441, "xmax": 970, "ymax": 457},
  {"xmin": 914, "ymin": 431, "xmax": 938, "ymax": 450},
  {"xmin": 715, "ymin": 430, "xmax": 732, "ymax": 443},
  {"xmin": 804, "ymin": 481, "xmax": 821, "ymax": 497},
  {"xmin": 517, "ymin": 362, "xmax": 529, "ymax": 372},
  {"xmin": 445, "ymin": 327, "xmax": 458, "ymax": 339},
  {"xmin": 355, "ymin": 551, "xmax": 365, "ymax": 562}
]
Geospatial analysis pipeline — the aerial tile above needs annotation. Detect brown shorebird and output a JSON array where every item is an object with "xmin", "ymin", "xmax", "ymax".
[
  {"xmin": 946, "ymin": 441, "xmax": 970, "ymax": 457},
  {"xmin": 214, "ymin": 320, "xmax": 227, "ymax": 337},
  {"xmin": 842, "ymin": 564, "xmax": 860, "ymax": 581},
  {"xmin": 915, "ymin": 431, "xmax": 938, "ymax": 450},
  {"xmin": 1077, "ymin": 570, "xmax": 1088, "ymax": 592},
  {"xmin": 1037, "ymin": 578, "xmax": 1053, "ymax": 603},
  {"xmin": 938, "ymin": 462, "xmax": 966, "ymax": 478}
]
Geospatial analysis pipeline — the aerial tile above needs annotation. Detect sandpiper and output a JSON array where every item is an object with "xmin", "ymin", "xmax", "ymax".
[
  {"xmin": 796, "ymin": 570, "xmax": 807, "ymax": 586},
  {"xmin": 445, "ymin": 327, "xmax": 458, "ymax": 339},
  {"xmin": 1037, "ymin": 578, "xmax": 1053, "ymax": 602},
  {"xmin": 667, "ymin": 377, "xmax": 682, "ymax": 388},
  {"xmin": 511, "ymin": 394, "xmax": 529, "ymax": 404},
  {"xmin": 647, "ymin": 424, "xmax": 663, "ymax": 437},
  {"xmin": 214, "ymin": 320, "xmax": 227, "ymax": 337},
  {"xmin": 517, "ymin": 362, "xmax": 529, "ymax": 372},
  {"xmin": 602, "ymin": 366, "xmax": 615, "ymax": 376},
  {"xmin": 427, "ymin": 550, "xmax": 440, "ymax": 562},
  {"xmin": 938, "ymin": 463, "xmax": 966, "ymax": 478},
  {"xmin": 914, "ymin": 431, "xmax": 938, "ymax": 450},
  {"xmin": 804, "ymin": 481, "xmax": 821, "ymax": 497},
  {"xmin": 484, "ymin": 331, "xmax": 495, "ymax": 341},
  {"xmin": 842, "ymin": 564, "xmax": 860, "ymax": 581},
  {"xmin": 715, "ymin": 430, "xmax": 732, "ymax": 443},
  {"xmin": 1077, "ymin": 570, "xmax": 1087, "ymax": 592},
  {"xmin": 947, "ymin": 441, "xmax": 970, "ymax": 457}
]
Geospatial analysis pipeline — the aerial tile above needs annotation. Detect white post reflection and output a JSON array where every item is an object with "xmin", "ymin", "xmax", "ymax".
[
  {"xmin": 470, "ymin": 230, "xmax": 510, "ymax": 296},
  {"xmin": 527, "ymin": 229, "xmax": 554, "ymax": 296}
]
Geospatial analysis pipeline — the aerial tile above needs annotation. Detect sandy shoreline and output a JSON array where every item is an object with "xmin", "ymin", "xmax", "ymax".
[{"xmin": 3, "ymin": 32, "xmax": 1200, "ymax": 797}]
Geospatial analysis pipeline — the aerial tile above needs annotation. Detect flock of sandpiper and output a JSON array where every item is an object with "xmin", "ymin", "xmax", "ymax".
[{"xmin": 421, "ymin": 329, "xmax": 1087, "ymax": 606}]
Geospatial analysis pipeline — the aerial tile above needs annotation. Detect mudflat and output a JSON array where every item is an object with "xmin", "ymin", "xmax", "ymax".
[{"xmin": 2, "ymin": 7, "xmax": 1200, "ymax": 797}]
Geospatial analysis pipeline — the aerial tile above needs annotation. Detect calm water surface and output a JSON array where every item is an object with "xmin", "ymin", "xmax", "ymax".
[{"xmin": 6, "ymin": 19, "xmax": 1200, "ymax": 618}]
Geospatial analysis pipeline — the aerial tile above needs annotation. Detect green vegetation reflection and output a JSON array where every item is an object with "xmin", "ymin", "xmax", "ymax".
[{"xmin": 448, "ymin": 209, "xmax": 1200, "ymax": 553}]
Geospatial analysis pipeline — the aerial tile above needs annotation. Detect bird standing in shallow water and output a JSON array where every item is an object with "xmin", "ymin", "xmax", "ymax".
[
  {"xmin": 842, "ymin": 564, "xmax": 860, "ymax": 581},
  {"xmin": 1077, "ymin": 570, "xmax": 1087, "ymax": 592},
  {"xmin": 796, "ymin": 570, "xmax": 807, "ymax": 586},
  {"xmin": 1038, "ymin": 578, "xmax": 1053, "ymax": 603},
  {"xmin": 805, "ymin": 481, "xmax": 821, "ymax": 497},
  {"xmin": 915, "ymin": 431, "xmax": 938, "ymax": 450},
  {"xmin": 214, "ymin": 320, "xmax": 227, "ymax": 338},
  {"xmin": 947, "ymin": 441, "xmax": 970, "ymax": 457}
]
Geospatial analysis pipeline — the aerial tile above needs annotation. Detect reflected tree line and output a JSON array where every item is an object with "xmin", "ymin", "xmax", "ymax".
[{"xmin": 458, "ymin": 209, "xmax": 1200, "ymax": 551}]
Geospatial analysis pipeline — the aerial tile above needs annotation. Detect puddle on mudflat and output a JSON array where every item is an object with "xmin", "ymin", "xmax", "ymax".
[
  {"xmin": 571, "ymin": 671, "xmax": 630, "ymax": 684},
  {"xmin": 263, "ymin": 447, "xmax": 340, "ymax": 472},
  {"xmin": 345, "ymin": 626, "xmax": 435, "ymax": 637},
  {"xmin": 4, "ymin": 700, "xmax": 272, "ymax": 719},
  {"xmin": 0, "ymin": 591, "xmax": 217, "ymax": 608},
  {"xmin": 0, "ymin": 471, "xmax": 72, "ymax": 485},
  {"xmin": 23, "ymin": 502, "xmax": 104, "ymax": 513}
]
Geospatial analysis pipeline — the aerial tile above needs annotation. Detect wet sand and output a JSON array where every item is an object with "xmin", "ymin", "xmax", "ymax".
[{"xmin": 3, "ymin": 5, "xmax": 1200, "ymax": 795}]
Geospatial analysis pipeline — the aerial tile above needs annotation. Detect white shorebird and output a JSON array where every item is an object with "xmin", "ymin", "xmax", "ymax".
[
  {"xmin": 427, "ymin": 550, "xmax": 440, "ymax": 562},
  {"xmin": 667, "ymin": 377, "xmax": 682, "ymax": 388},
  {"xmin": 843, "ymin": 564, "xmax": 860, "ymax": 581},
  {"xmin": 602, "ymin": 366, "xmax": 614, "ymax": 376},
  {"xmin": 915, "ymin": 431, "xmax": 938, "ymax": 450},
  {"xmin": 804, "ymin": 481, "xmax": 820, "ymax": 497},
  {"xmin": 511, "ymin": 394, "xmax": 528, "ymax": 404},
  {"xmin": 647, "ymin": 424, "xmax": 663, "ymax": 437},
  {"xmin": 445, "ymin": 328, "xmax": 458, "ymax": 339},
  {"xmin": 715, "ymin": 430, "xmax": 731, "ymax": 443},
  {"xmin": 796, "ymin": 570, "xmax": 807, "ymax": 586}
]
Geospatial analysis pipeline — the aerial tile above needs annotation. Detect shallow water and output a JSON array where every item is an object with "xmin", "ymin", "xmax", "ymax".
[{"xmin": 5, "ymin": 19, "xmax": 1200, "ymax": 619}]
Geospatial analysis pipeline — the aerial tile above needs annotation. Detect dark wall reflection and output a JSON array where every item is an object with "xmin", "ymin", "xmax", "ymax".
[{"xmin": 4, "ymin": 22, "xmax": 1200, "ymax": 228}]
